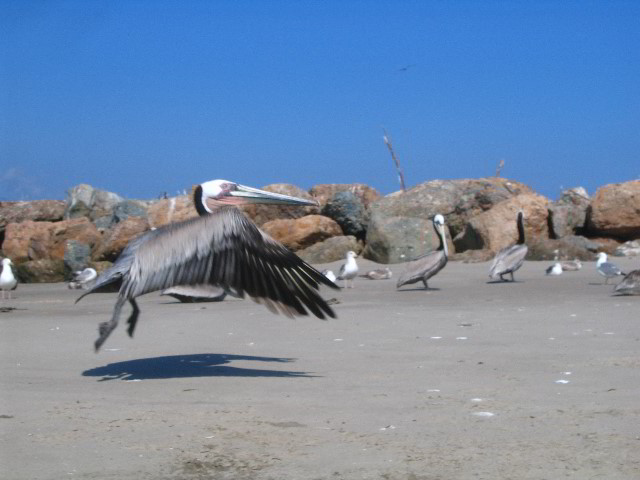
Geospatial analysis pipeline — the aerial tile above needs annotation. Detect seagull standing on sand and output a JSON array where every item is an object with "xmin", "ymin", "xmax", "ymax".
[
  {"xmin": 614, "ymin": 269, "xmax": 640, "ymax": 295},
  {"xmin": 396, "ymin": 214, "xmax": 448, "ymax": 290},
  {"xmin": 76, "ymin": 179, "xmax": 339, "ymax": 351},
  {"xmin": 0, "ymin": 258, "xmax": 18, "ymax": 300},
  {"xmin": 337, "ymin": 251, "xmax": 359, "ymax": 288},
  {"xmin": 489, "ymin": 210, "xmax": 528, "ymax": 282},
  {"xmin": 596, "ymin": 252, "xmax": 625, "ymax": 284}
]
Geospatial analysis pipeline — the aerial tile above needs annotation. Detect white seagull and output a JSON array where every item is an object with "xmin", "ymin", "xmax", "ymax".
[
  {"xmin": 337, "ymin": 251, "xmax": 359, "ymax": 288},
  {"xmin": 0, "ymin": 258, "xmax": 18, "ymax": 300},
  {"xmin": 545, "ymin": 249, "xmax": 562, "ymax": 276},
  {"xmin": 322, "ymin": 269, "xmax": 337, "ymax": 283},
  {"xmin": 77, "ymin": 179, "xmax": 339, "ymax": 351},
  {"xmin": 595, "ymin": 252, "xmax": 625, "ymax": 284}
]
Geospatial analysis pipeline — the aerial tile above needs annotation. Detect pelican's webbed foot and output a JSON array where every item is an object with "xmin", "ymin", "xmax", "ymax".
[{"xmin": 94, "ymin": 296, "xmax": 126, "ymax": 352}]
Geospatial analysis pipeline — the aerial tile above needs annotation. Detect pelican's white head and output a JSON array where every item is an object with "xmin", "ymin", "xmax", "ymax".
[
  {"xmin": 195, "ymin": 179, "xmax": 318, "ymax": 215},
  {"xmin": 433, "ymin": 214, "xmax": 445, "ymax": 226}
]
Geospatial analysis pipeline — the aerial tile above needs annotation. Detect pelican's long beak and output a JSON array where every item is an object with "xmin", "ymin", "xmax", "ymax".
[{"xmin": 230, "ymin": 184, "xmax": 319, "ymax": 207}]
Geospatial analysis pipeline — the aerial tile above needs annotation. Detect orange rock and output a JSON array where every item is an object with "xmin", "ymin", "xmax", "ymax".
[
  {"xmin": 587, "ymin": 180, "xmax": 640, "ymax": 239},
  {"xmin": 261, "ymin": 215, "xmax": 342, "ymax": 251},
  {"xmin": 92, "ymin": 217, "xmax": 150, "ymax": 261}
]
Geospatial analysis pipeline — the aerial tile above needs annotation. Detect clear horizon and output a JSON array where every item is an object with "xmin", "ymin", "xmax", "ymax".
[{"xmin": 2, "ymin": 1, "xmax": 639, "ymax": 202}]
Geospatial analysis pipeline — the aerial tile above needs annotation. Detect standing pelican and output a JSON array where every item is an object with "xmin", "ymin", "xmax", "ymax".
[
  {"xmin": 489, "ymin": 210, "xmax": 527, "ymax": 282},
  {"xmin": 0, "ymin": 258, "xmax": 18, "ymax": 299},
  {"xmin": 337, "ymin": 251, "xmax": 359, "ymax": 288},
  {"xmin": 596, "ymin": 252, "xmax": 625, "ymax": 284},
  {"xmin": 561, "ymin": 258, "xmax": 582, "ymax": 271},
  {"xmin": 614, "ymin": 270, "xmax": 640, "ymax": 295},
  {"xmin": 396, "ymin": 214, "xmax": 448, "ymax": 290},
  {"xmin": 77, "ymin": 179, "xmax": 339, "ymax": 351}
]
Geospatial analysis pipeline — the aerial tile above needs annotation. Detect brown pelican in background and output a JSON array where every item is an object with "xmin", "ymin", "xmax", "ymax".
[
  {"xmin": 77, "ymin": 179, "xmax": 339, "ymax": 351},
  {"xmin": 337, "ymin": 251, "xmax": 359, "ymax": 288},
  {"xmin": 396, "ymin": 214, "xmax": 448, "ymax": 290},
  {"xmin": 561, "ymin": 258, "xmax": 582, "ymax": 271},
  {"xmin": 68, "ymin": 267, "xmax": 98, "ymax": 290},
  {"xmin": 614, "ymin": 269, "xmax": 640, "ymax": 295},
  {"xmin": 596, "ymin": 252, "xmax": 625, "ymax": 284},
  {"xmin": 489, "ymin": 210, "xmax": 527, "ymax": 282},
  {"xmin": 361, "ymin": 267, "xmax": 393, "ymax": 280},
  {"xmin": 1, "ymin": 258, "xmax": 18, "ymax": 299}
]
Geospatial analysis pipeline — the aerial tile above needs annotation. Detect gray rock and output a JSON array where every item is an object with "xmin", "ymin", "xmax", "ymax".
[
  {"xmin": 113, "ymin": 200, "xmax": 149, "ymax": 223},
  {"xmin": 63, "ymin": 240, "xmax": 92, "ymax": 278},
  {"xmin": 297, "ymin": 235, "xmax": 363, "ymax": 264},
  {"xmin": 363, "ymin": 215, "xmax": 452, "ymax": 264},
  {"xmin": 64, "ymin": 184, "xmax": 124, "ymax": 226},
  {"xmin": 322, "ymin": 191, "xmax": 368, "ymax": 240},
  {"xmin": 614, "ymin": 240, "xmax": 640, "ymax": 257},
  {"xmin": 548, "ymin": 187, "xmax": 590, "ymax": 238}
]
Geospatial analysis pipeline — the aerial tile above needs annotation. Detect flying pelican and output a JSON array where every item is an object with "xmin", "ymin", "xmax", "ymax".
[
  {"xmin": 337, "ymin": 251, "xmax": 359, "ymax": 288},
  {"xmin": 396, "ymin": 214, "xmax": 448, "ymax": 290},
  {"xmin": 614, "ymin": 270, "xmax": 640, "ymax": 295},
  {"xmin": 68, "ymin": 268, "xmax": 98, "ymax": 290},
  {"xmin": 595, "ymin": 252, "xmax": 625, "ymax": 284},
  {"xmin": 0, "ymin": 258, "xmax": 18, "ymax": 299},
  {"xmin": 361, "ymin": 267, "xmax": 393, "ymax": 280},
  {"xmin": 488, "ymin": 210, "xmax": 527, "ymax": 282},
  {"xmin": 77, "ymin": 179, "xmax": 339, "ymax": 351},
  {"xmin": 561, "ymin": 258, "xmax": 582, "ymax": 271}
]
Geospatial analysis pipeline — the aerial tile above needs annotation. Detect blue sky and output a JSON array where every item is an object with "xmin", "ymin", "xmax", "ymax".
[{"xmin": 1, "ymin": 0, "xmax": 639, "ymax": 201}]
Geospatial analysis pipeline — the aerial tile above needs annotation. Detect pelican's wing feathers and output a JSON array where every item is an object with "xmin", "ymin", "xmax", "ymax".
[
  {"xmin": 489, "ymin": 244, "xmax": 528, "ymax": 278},
  {"xmin": 396, "ymin": 250, "xmax": 447, "ymax": 287},
  {"xmin": 122, "ymin": 207, "xmax": 338, "ymax": 319}
]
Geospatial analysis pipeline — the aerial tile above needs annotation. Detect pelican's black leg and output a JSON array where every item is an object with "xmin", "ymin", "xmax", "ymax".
[
  {"xmin": 422, "ymin": 279, "xmax": 429, "ymax": 289},
  {"xmin": 510, "ymin": 272, "xmax": 515, "ymax": 282},
  {"xmin": 126, "ymin": 299, "xmax": 140, "ymax": 337},
  {"xmin": 95, "ymin": 296, "xmax": 126, "ymax": 352}
]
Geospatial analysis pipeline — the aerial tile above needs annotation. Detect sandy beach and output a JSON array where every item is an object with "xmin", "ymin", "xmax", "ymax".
[{"xmin": 1, "ymin": 259, "xmax": 639, "ymax": 479}]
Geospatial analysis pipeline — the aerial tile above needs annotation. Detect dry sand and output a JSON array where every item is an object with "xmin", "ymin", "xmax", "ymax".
[{"xmin": 1, "ymin": 259, "xmax": 639, "ymax": 480}]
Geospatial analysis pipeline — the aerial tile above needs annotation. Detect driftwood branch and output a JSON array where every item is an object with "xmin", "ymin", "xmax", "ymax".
[{"xmin": 382, "ymin": 128, "xmax": 406, "ymax": 192}]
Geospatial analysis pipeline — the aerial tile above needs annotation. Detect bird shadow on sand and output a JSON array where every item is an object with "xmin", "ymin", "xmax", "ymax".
[
  {"xmin": 486, "ymin": 280, "xmax": 522, "ymax": 284},
  {"xmin": 82, "ymin": 353, "xmax": 318, "ymax": 381}
]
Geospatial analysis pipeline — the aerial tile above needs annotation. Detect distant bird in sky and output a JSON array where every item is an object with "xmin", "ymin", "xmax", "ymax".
[
  {"xmin": 397, "ymin": 63, "xmax": 416, "ymax": 72},
  {"xmin": 489, "ymin": 210, "xmax": 528, "ymax": 282},
  {"xmin": 77, "ymin": 179, "xmax": 339, "ymax": 351},
  {"xmin": 595, "ymin": 252, "xmax": 625, "ymax": 284},
  {"xmin": 68, "ymin": 267, "xmax": 97, "ymax": 290},
  {"xmin": 396, "ymin": 214, "xmax": 448, "ymax": 290},
  {"xmin": 614, "ymin": 269, "xmax": 640, "ymax": 295},
  {"xmin": 337, "ymin": 251, "xmax": 359, "ymax": 288},
  {"xmin": 361, "ymin": 267, "xmax": 393, "ymax": 280},
  {"xmin": 0, "ymin": 258, "xmax": 18, "ymax": 299}
]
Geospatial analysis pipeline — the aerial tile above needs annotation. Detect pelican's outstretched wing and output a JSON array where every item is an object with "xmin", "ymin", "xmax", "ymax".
[{"xmin": 121, "ymin": 207, "xmax": 339, "ymax": 319}]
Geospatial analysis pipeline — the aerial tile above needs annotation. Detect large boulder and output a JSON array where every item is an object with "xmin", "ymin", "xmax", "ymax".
[
  {"xmin": 321, "ymin": 191, "xmax": 368, "ymax": 240},
  {"xmin": 2, "ymin": 221, "xmax": 55, "ymax": 263},
  {"xmin": 526, "ymin": 235, "xmax": 620, "ymax": 261},
  {"xmin": 614, "ymin": 240, "xmax": 640, "ymax": 257},
  {"xmin": 0, "ymin": 200, "xmax": 66, "ymax": 232},
  {"xmin": 587, "ymin": 180, "xmax": 640, "ymax": 239},
  {"xmin": 148, "ymin": 194, "xmax": 198, "ymax": 228},
  {"xmin": 363, "ymin": 215, "xmax": 454, "ymax": 264},
  {"xmin": 92, "ymin": 216, "xmax": 150, "ymax": 262},
  {"xmin": 453, "ymin": 193, "xmax": 550, "ymax": 253},
  {"xmin": 14, "ymin": 259, "xmax": 66, "ymax": 283},
  {"xmin": 297, "ymin": 235, "xmax": 363, "ymax": 263},
  {"xmin": 112, "ymin": 199, "xmax": 149, "ymax": 223},
  {"xmin": 367, "ymin": 178, "xmax": 534, "ymax": 241},
  {"xmin": 64, "ymin": 240, "xmax": 92, "ymax": 276},
  {"xmin": 240, "ymin": 184, "xmax": 320, "ymax": 226},
  {"xmin": 309, "ymin": 183, "xmax": 381, "ymax": 209},
  {"xmin": 47, "ymin": 218, "xmax": 102, "ymax": 260},
  {"xmin": 548, "ymin": 187, "xmax": 590, "ymax": 238},
  {"xmin": 64, "ymin": 184, "xmax": 124, "ymax": 224},
  {"xmin": 260, "ymin": 215, "xmax": 342, "ymax": 251}
]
